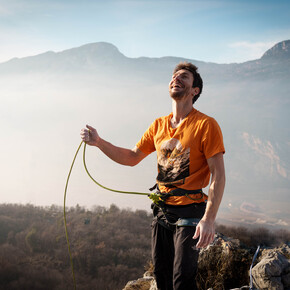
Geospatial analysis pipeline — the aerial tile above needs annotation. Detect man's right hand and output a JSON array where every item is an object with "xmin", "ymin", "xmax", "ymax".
[
  {"xmin": 80, "ymin": 125, "xmax": 147, "ymax": 166},
  {"xmin": 80, "ymin": 124, "xmax": 100, "ymax": 147}
]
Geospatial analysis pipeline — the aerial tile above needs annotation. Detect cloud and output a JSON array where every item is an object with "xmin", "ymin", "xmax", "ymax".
[
  {"xmin": 253, "ymin": 218, "xmax": 267, "ymax": 224},
  {"xmin": 275, "ymin": 219, "xmax": 288, "ymax": 226},
  {"xmin": 240, "ymin": 202, "xmax": 263, "ymax": 216},
  {"xmin": 229, "ymin": 41, "xmax": 276, "ymax": 60},
  {"xmin": 242, "ymin": 132, "xmax": 288, "ymax": 179}
]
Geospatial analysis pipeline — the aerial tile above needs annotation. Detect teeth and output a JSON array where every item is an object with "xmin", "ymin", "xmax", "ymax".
[{"xmin": 170, "ymin": 82, "xmax": 182, "ymax": 89}]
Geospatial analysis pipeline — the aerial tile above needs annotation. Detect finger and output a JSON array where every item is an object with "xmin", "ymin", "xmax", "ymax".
[
  {"xmin": 202, "ymin": 231, "xmax": 215, "ymax": 248},
  {"xmin": 196, "ymin": 234, "xmax": 208, "ymax": 248},
  {"xmin": 209, "ymin": 232, "xmax": 215, "ymax": 244},
  {"xmin": 203, "ymin": 234, "xmax": 211, "ymax": 248},
  {"xmin": 192, "ymin": 225, "xmax": 200, "ymax": 240},
  {"xmin": 196, "ymin": 231, "xmax": 206, "ymax": 248},
  {"xmin": 196, "ymin": 233, "xmax": 205, "ymax": 248},
  {"xmin": 80, "ymin": 131, "xmax": 89, "ymax": 138},
  {"xmin": 86, "ymin": 124, "xmax": 95, "ymax": 132}
]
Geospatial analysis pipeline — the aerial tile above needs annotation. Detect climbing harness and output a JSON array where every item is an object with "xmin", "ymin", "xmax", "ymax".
[
  {"xmin": 176, "ymin": 217, "xmax": 201, "ymax": 227},
  {"xmin": 150, "ymin": 185, "xmax": 205, "ymax": 205},
  {"xmin": 64, "ymin": 141, "xmax": 205, "ymax": 289}
]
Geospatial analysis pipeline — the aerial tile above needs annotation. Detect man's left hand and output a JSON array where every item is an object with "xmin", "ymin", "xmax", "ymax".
[{"xmin": 192, "ymin": 219, "xmax": 215, "ymax": 248}]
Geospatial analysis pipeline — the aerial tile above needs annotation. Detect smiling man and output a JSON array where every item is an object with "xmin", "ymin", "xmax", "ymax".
[{"xmin": 81, "ymin": 62, "xmax": 225, "ymax": 290}]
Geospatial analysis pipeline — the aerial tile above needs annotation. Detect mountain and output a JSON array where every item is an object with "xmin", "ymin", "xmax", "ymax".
[
  {"xmin": 261, "ymin": 40, "xmax": 290, "ymax": 60},
  {"xmin": 0, "ymin": 40, "xmax": 289, "ymax": 229},
  {"xmin": 1, "ymin": 41, "xmax": 289, "ymax": 80},
  {"xmin": 0, "ymin": 42, "xmax": 128, "ymax": 74}
]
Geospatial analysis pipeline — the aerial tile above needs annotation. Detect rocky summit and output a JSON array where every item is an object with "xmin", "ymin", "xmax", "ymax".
[
  {"xmin": 261, "ymin": 40, "xmax": 290, "ymax": 61},
  {"xmin": 123, "ymin": 233, "xmax": 290, "ymax": 290}
]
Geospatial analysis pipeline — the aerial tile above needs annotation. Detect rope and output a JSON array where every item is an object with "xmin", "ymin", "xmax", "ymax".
[
  {"xmin": 64, "ymin": 141, "xmax": 208, "ymax": 288},
  {"xmin": 63, "ymin": 142, "xmax": 83, "ymax": 290},
  {"xmin": 250, "ymin": 245, "xmax": 260, "ymax": 289},
  {"xmin": 82, "ymin": 142, "xmax": 149, "ymax": 196},
  {"xmin": 63, "ymin": 141, "xmax": 151, "ymax": 289}
]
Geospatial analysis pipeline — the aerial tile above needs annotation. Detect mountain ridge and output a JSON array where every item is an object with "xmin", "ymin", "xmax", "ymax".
[
  {"xmin": 1, "ymin": 39, "xmax": 289, "ymax": 67},
  {"xmin": 1, "ymin": 40, "xmax": 289, "ymax": 82}
]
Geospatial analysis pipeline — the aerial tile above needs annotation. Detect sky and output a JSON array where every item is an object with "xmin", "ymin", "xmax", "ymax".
[{"xmin": 0, "ymin": 0, "xmax": 289, "ymax": 64}]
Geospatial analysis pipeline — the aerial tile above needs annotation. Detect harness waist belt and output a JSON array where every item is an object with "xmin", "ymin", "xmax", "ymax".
[
  {"xmin": 176, "ymin": 218, "xmax": 200, "ymax": 227},
  {"xmin": 169, "ymin": 188, "xmax": 203, "ymax": 197}
]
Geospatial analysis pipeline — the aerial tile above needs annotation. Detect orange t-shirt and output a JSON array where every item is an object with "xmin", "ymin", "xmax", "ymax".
[{"xmin": 136, "ymin": 108, "xmax": 225, "ymax": 205}]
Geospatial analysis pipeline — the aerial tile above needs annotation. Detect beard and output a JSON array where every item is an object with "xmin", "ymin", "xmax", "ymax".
[{"xmin": 169, "ymin": 87, "xmax": 191, "ymax": 101}]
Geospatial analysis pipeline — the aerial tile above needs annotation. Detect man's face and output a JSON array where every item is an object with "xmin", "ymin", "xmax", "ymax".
[{"xmin": 169, "ymin": 69, "xmax": 194, "ymax": 101}]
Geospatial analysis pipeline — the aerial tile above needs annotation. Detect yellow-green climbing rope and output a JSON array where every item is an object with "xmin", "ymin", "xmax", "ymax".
[{"xmin": 63, "ymin": 141, "xmax": 158, "ymax": 289}]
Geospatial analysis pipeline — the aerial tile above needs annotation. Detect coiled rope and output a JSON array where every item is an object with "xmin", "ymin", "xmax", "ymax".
[{"xmin": 63, "ymin": 141, "xmax": 150, "ymax": 289}]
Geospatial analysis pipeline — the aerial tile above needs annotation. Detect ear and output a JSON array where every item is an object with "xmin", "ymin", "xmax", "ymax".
[{"xmin": 192, "ymin": 87, "xmax": 200, "ymax": 96}]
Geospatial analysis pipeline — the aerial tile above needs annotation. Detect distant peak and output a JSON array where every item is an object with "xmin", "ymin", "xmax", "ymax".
[
  {"xmin": 57, "ymin": 42, "xmax": 126, "ymax": 61},
  {"xmin": 62, "ymin": 42, "xmax": 123, "ymax": 54},
  {"xmin": 261, "ymin": 40, "xmax": 290, "ymax": 60}
]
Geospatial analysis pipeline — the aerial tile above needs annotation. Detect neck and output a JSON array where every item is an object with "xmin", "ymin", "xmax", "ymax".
[{"xmin": 171, "ymin": 99, "xmax": 193, "ymax": 128}]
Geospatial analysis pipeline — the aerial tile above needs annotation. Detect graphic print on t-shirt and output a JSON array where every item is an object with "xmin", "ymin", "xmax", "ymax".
[{"xmin": 157, "ymin": 138, "xmax": 190, "ymax": 183}]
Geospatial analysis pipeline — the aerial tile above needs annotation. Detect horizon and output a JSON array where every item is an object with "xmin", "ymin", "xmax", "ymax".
[
  {"xmin": 0, "ymin": 39, "xmax": 289, "ymax": 66},
  {"xmin": 0, "ymin": 0, "xmax": 290, "ymax": 64}
]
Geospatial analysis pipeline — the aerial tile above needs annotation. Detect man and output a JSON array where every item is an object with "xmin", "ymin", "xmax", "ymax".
[{"xmin": 80, "ymin": 62, "xmax": 225, "ymax": 290}]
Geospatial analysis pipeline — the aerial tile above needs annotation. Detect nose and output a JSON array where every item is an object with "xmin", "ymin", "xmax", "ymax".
[
  {"xmin": 171, "ymin": 75, "xmax": 178, "ymax": 83},
  {"xmin": 175, "ymin": 74, "xmax": 183, "ymax": 82}
]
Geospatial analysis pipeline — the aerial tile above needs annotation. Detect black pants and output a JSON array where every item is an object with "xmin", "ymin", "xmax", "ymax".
[{"xmin": 151, "ymin": 203, "xmax": 206, "ymax": 290}]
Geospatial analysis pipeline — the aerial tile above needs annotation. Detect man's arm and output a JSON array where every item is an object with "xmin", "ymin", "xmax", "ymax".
[
  {"xmin": 193, "ymin": 152, "xmax": 225, "ymax": 248},
  {"xmin": 80, "ymin": 125, "xmax": 148, "ymax": 166}
]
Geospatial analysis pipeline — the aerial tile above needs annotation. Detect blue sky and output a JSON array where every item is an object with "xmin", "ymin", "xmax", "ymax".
[{"xmin": 0, "ymin": 0, "xmax": 289, "ymax": 63}]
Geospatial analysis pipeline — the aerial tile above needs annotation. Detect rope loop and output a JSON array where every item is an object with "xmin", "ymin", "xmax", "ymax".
[{"xmin": 64, "ymin": 141, "xmax": 151, "ymax": 289}]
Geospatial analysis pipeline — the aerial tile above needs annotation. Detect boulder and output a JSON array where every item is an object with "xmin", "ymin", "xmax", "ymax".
[
  {"xmin": 252, "ymin": 245, "xmax": 290, "ymax": 290},
  {"xmin": 123, "ymin": 277, "xmax": 153, "ymax": 290},
  {"xmin": 123, "ymin": 238, "xmax": 290, "ymax": 290},
  {"xmin": 123, "ymin": 269, "xmax": 157, "ymax": 290}
]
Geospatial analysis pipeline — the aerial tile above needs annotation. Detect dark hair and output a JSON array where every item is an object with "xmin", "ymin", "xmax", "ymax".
[{"xmin": 173, "ymin": 62, "xmax": 203, "ymax": 104}]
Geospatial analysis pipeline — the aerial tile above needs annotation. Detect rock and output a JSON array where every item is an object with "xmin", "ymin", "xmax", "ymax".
[
  {"xmin": 123, "ymin": 277, "xmax": 154, "ymax": 290},
  {"xmin": 149, "ymin": 279, "xmax": 157, "ymax": 290},
  {"xmin": 252, "ymin": 245, "xmax": 290, "ymax": 290},
  {"xmin": 201, "ymin": 232, "xmax": 241, "ymax": 255},
  {"xmin": 123, "ymin": 239, "xmax": 290, "ymax": 290},
  {"xmin": 197, "ymin": 233, "xmax": 252, "ymax": 289},
  {"xmin": 123, "ymin": 268, "xmax": 157, "ymax": 290}
]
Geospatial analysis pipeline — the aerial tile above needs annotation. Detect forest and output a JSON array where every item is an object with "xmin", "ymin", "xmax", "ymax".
[{"xmin": 0, "ymin": 203, "xmax": 289, "ymax": 290}]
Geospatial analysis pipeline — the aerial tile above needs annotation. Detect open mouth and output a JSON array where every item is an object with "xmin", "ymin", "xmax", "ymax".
[{"xmin": 171, "ymin": 82, "xmax": 183, "ymax": 89}]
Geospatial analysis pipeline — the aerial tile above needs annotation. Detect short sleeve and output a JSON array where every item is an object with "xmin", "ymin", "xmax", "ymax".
[
  {"xmin": 136, "ymin": 120, "xmax": 157, "ymax": 155},
  {"xmin": 201, "ymin": 118, "xmax": 225, "ymax": 159}
]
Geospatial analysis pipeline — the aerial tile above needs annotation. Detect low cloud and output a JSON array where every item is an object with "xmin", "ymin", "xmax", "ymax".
[
  {"xmin": 275, "ymin": 219, "xmax": 288, "ymax": 226},
  {"xmin": 253, "ymin": 218, "xmax": 267, "ymax": 224},
  {"xmin": 240, "ymin": 202, "xmax": 263, "ymax": 215}
]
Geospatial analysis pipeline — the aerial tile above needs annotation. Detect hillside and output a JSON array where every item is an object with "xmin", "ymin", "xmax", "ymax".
[
  {"xmin": 0, "ymin": 204, "xmax": 289, "ymax": 290},
  {"xmin": 0, "ymin": 204, "xmax": 152, "ymax": 290}
]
